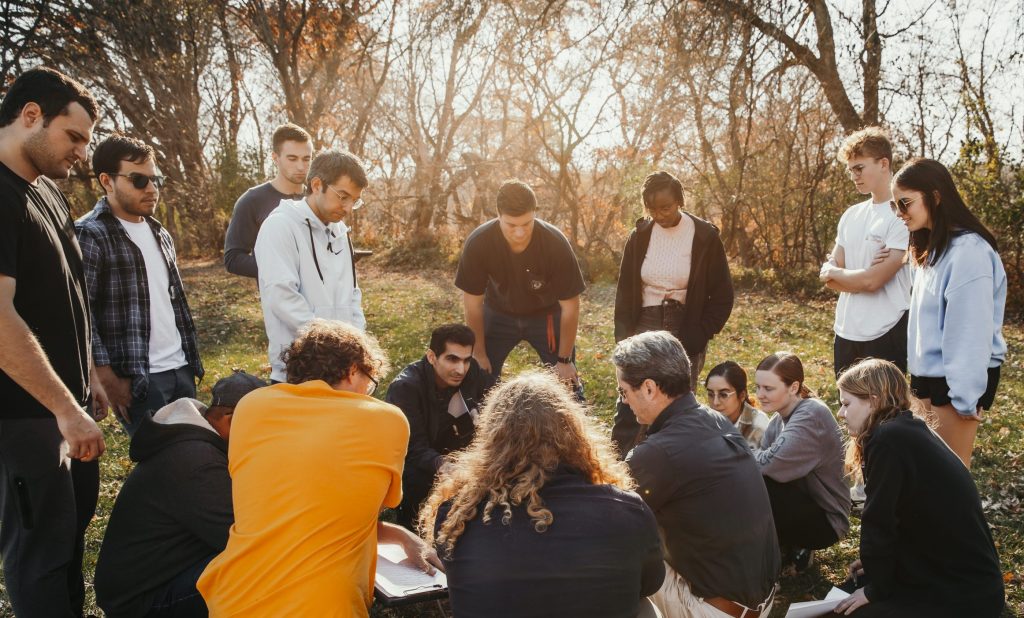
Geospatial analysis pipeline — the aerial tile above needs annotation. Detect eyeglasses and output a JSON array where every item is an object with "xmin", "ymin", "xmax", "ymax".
[
  {"xmin": 363, "ymin": 370, "xmax": 378, "ymax": 396},
  {"xmin": 326, "ymin": 184, "xmax": 364, "ymax": 211},
  {"xmin": 647, "ymin": 203, "xmax": 680, "ymax": 216},
  {"xmin": 890, "ymin": 196, "xmax": 919, "ymax": 215},
  {"xmin": 113, "ymin": 173, "xmax": 165, "ymax": 190},
  {"xmin": 706, "ymin": 389, "xmax": 736, "ymax": 401},
  {"xmin": 845, "ymin": 158, "xmax": 880, "ymax": 178}
]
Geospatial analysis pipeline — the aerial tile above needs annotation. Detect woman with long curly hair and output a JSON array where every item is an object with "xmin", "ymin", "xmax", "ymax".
[
  {"xmin": 832, "ymin": 359, "xmax": 1003, "ymax": 617},
  {"xmin": 892, "ymin": 157, "xmax": 1006, "ymax": 469},
  {"xmin": 419, "ymin": 371, "xmax": 664, "ymax": 618}
]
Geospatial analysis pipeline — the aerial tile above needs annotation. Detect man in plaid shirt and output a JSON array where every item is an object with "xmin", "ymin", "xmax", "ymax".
[{"xmin": 76, "ymin": 135, "xmax": 203, "ymax": 436}]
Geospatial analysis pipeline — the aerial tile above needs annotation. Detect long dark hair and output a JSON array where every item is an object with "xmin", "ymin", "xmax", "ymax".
[
  {"xmin": 705, "ymin": 361, "xmax": 757, "ymax": 406},
  {"xmin": 892, "ymin": 158, "xmax": 997, "ymax": 266}
]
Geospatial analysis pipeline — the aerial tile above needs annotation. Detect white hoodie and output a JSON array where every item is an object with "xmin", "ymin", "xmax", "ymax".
[{"xmin": 254, "ymin": 198, "xmax": 366, "ymax": 381}]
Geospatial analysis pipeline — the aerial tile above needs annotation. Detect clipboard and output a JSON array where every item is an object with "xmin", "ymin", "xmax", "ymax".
[{"xmin": 373, "ymin": 543, "xmax": 449, "ymax": 607}]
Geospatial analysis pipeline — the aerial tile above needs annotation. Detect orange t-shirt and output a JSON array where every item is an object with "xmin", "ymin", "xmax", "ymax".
[{"xmin": 197, "ymin": 381, "xmax": 409, "ymax": 617}]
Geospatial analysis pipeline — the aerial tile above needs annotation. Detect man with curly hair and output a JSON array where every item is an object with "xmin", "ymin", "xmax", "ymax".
[{"xmin": 197, "ymin": 319, "xmax": 442, "ymax": 616}]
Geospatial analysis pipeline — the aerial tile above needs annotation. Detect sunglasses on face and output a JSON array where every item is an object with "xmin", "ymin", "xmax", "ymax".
[
  {"xmin": 114, "ymin": 173, "xmax": 166, "ymax": 190},
  {"xmin": 890, "ymin": 196, "xmax": 919, "ymax": 215}
]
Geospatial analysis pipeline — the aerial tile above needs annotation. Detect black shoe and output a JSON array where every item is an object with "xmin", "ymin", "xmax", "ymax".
[{"xmin": 792, "ymin": 548, "xmax": 814, "ymax": 572}]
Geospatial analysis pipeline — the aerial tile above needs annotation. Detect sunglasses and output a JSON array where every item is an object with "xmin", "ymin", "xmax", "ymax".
[
  {"xmin": 113, "ymin": 173, "xmax": 166, "ymax": 190},
  {"xmin": 890, "ymin": 196, "xmax": 918, "ymax": 215}
]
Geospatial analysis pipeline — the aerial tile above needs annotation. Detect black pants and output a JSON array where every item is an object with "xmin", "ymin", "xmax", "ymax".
[
  {"xmin": 763, "ymin": 476, "xmax": 838, "ymax": 550},
  {"xmin": 396, "ymin": 466, "xmax": 435, "ymax": 530},
  {"xmin": 146, "ymin": 554, "xmax": 216, "ymax": 617},
  {"xmin": 0, "ymin": 417, "xmax": 99, "ymax": 617},
  {"xmin": 122, "ymin": 366, "xmax": 197, "ymax": 437},
  {"xmin": 833, "ymin": 311, "xmax": 908, "ymax": 378},
  {"xmin": 611, "ymin": 302, "xmax": 704, "ymax": 458}
]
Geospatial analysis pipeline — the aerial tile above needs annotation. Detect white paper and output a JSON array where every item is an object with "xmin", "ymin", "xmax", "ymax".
[
  {"xmin": 374, "ymin": 543, "xmax": 448, "ymax": 599},
  {"xmin": 784, "ymin": 587, "xmax": 850, "ymax": 617}
]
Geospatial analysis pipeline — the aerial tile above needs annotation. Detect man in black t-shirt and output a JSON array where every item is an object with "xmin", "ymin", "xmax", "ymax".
[
  {"xmin": 0, "ymin": 67, "xmax": 108, "ymax": 617},
  {"xmin": 455, "ymin": 180, "xmax": 586, "ymax": 391},
  {"xmin": 223, "ymin": 123, "xmax": 312, "ymax": 278}
]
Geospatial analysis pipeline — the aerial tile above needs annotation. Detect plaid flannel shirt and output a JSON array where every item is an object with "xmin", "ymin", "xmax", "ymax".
[{"xmin": 75, "ymin": 198, "xmax": 203, "ymax": 400}]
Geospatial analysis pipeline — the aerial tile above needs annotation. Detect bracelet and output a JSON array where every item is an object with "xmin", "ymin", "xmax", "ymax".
[{"xmin": 557, "ymin": 356, "xmax": 572, "ymax": 364}]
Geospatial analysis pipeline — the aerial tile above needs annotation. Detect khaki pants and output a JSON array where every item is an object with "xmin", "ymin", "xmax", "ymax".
[{"xmin": 650, "ymin": 562, "xmax": 774, "ymax": 618}]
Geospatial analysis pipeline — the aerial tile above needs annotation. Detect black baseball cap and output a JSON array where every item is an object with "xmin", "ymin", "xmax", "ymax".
[{"xmin": 210, "ymin": 370, "xmax": 267, "ymax": 408}]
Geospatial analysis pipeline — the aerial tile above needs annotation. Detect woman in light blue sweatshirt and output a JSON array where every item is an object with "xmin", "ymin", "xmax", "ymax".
[{"xmin": 892, "ymin": 158, "xmax": 1006, "ymax": 469}]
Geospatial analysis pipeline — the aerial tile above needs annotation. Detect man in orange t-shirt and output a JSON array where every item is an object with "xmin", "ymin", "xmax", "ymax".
[{"xmin": 197, "ymin": 319, "xmax": 442, "ymax": 617}]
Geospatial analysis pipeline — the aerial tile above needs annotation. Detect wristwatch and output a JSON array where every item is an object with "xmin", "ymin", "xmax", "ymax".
[{"xmin": 556, "ymin": 356, "xmax": 572, "ymax": 364}]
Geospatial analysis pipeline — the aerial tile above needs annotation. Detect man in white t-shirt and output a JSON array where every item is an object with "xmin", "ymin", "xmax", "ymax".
[
  {"xmin": 819, "ymin": 127, "xmax": 911, "ymax": 377},
  {"xmin": 76, "ymin": 135, "xmax": 203, "ymax": 436}
]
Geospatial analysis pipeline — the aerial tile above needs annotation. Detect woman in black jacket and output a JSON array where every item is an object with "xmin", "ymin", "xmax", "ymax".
[
  {"xmin": 832, "ymin": 359, "xmax": 1004, "ymax": 617},
  {"xmin": 612, "ymin": 171, "xmax": 734, "ymax": 455}
]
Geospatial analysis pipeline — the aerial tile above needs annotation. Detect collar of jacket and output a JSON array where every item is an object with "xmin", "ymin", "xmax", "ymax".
[
  {"xmin": 647, "ymin": 392, "xmax": 701, "ymax": 435},
  {"xmin": 632, "ymin": 212, "xmax": 719, "ymax": 256},
  {"xmin": 93, "ymin": 196, "xmax": 166, "ymax": 233}
]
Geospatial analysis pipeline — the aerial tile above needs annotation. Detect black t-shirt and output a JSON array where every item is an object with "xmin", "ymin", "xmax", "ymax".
[
  {"xmin": 0, "ymin": 162, "xmax": 91, "ymax": 418},
  {"xmin": 223, "ymin": 182, "xmax": 300, "ymax": 278},
  {"xmin": 455, "ymin": 218, "xmax": 586, "ymax": 315},
  {"xmin": 434, "ymin": 468, "xmax": 665, "ymax": 618}
]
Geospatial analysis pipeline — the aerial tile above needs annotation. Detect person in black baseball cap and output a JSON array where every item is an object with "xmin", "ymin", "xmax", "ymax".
[
  {"xmin": 94, "ymin": 369, "xmax": 265, "ymax": 617},
  {"xmin": 206, "ymin": 370, "xmax": 267, "ymax": 440}
]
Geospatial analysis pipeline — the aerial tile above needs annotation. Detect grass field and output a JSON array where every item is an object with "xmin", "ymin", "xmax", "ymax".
[{"xmin": 4, "ymin": 260, "xmax": 1021, "ymax": 617}]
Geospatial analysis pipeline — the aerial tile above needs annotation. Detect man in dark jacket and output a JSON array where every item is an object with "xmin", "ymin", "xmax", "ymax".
[
  {"xmin": 95, "ymin": 371, "xmax": 265, "ymax": 618},
  {"xmin": 385, "ymin": 324, "xmax": 487, "ymax": 529},
  {"xmin": 613, "ymin": 331, "xmax": 779, "ymax": 618}
]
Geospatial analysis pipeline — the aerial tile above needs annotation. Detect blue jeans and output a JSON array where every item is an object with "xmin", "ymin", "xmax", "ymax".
[
  {"xmin": 483, "ymin": 304, "xmax": 583, "ymax": 399},
  {"xmin": 146, "ymin": 554, "xmax": 216, "ymax": 617},
  {"xmin": 122, "ymin": 366, "xmax": 196, "ymax": 437}
]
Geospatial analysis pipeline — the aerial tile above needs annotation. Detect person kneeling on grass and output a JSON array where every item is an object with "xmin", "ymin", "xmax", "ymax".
[
  {"xmin": 704, "ymin": 360, "xmax": 770, "ymax": 450},
  {"xmin": 95, "ymin": 370, "xmax": 265, "ymax": 618},
  {"xmin": 420, "ymin": 371, "xmax": 665, "ymax": 618},
  {"xmin": 752, "ymin": 352, "xmax": 850, "ymax": 572},
  {"xmin": 197, "ymin": 319, "xmax": 441, "ymax": 617},
  {"xmin": 831, "ymin": 358, "xmax": 1004, "ymax": 617}
]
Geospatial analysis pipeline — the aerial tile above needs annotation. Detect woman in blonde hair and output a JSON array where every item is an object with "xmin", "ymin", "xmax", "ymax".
[
  {"xmin": 419, "ymin": 371, "xmax": 664, "ymax": 618},
  {"xmin": 752, "ymin": 352, "xmax": 850, "ymax": 571},
  {"xmin": 832, "ymin": 359, "xmax": 1003, "ymax": 617}
]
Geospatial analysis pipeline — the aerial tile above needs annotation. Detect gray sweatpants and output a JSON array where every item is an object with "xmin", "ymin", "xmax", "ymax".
[{"xmin": 0, "ymin": 417, "xmax": 98, "ymax": 617}]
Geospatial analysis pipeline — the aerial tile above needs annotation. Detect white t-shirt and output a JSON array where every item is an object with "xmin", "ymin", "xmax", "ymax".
[
  {"xmin": 119, "ymin": 219, "xmax": 187, "ymax": 372},
  {"xmin": 833, "ymin": 199, "xmax": 912, "ymax": 341},
  {"xmin": 641, "ymin": 215, "xmax": 695, "ymax": 306}
]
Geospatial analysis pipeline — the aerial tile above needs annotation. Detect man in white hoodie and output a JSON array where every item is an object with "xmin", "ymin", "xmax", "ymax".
[{"xmin": 254, "ymin": 150, "xmax": 368, "ymax": 383}]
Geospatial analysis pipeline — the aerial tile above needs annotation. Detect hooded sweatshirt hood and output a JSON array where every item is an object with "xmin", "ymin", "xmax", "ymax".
[
  {"xmin": 254, "ymin": 197, "xmax": 366, "ymax": 382},
  {"xmin": 129, "ymin": 398, "xmax": 226, "ymax": 463}
]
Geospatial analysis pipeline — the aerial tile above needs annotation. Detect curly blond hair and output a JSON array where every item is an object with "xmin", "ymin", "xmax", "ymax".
[
  {"xmin": 418, "ymin": 371, "xmax": 634, "ymax": 558},
  {"xmin": 838, "ymin": 126, "xmax": 893, "ymax": 164}
]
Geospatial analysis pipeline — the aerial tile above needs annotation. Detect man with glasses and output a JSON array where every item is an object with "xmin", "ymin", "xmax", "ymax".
[
  {"xmin": 819, "ymin": 127, "xmax": 911, "ymax": 378},
  {"xmin": 77, "ymin": 134, "xmax": 204, "ymax": 435},
  {"xmin": 613, "ymin": 331, "xmax": 780, "ymax": 618},
  {"xmin": 198, "ymin": 319, "xmax": 442, "ymax": 616},
  {"xmin": 254, "ymin": 149, "xmax": 367, "ymax": 383}
]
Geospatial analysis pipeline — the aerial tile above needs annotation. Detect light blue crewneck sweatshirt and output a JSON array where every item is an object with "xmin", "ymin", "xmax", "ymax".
[{"xmin": 907, "ymin": 232, "xmax": 1006, "ymax": 414}]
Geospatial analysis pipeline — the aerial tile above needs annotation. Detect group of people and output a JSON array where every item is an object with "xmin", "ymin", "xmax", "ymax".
[{"xmin": 0, "ymin": 64, "xmax": 1008, "ymax": 618}]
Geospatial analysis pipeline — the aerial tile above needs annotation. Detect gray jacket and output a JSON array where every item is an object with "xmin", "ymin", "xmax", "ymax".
[{"xmin": 753, "ymin": 397, "xmax": 851, "ymax": 539}]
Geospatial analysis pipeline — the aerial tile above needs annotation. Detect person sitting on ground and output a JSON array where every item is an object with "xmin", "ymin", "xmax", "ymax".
[
  {"xmin": 614, "ymin": 331, "xmax": 780, "ymax": 618},
  {"xmin": 420, "ymin": 371, "xmax": 665, "ymax": 618},
  {"xmin": 95, "ymin": 370, "xmax": 265, "ymax": 618},
  {"xmin": 832, "ymin": 359, "xmax": 1004, "ymax": 617},
  {"xmin": 752, "ymin": 352, "xmax": 850, "ymax": 571},
  {"xmin": 197, "ymin": 319, "xmax": 441, "ymax": 617},
  {"xmin": 385, "ymin": 323, "xmax": 488, "ymax": 530},
  {"xmin": 704, "ymin": 360, "xmax": 770, "ymax": 449}
]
